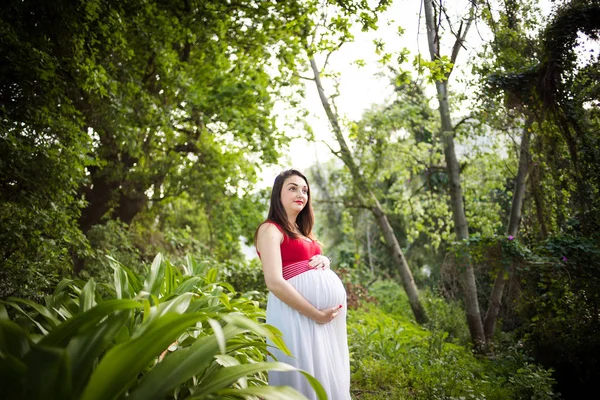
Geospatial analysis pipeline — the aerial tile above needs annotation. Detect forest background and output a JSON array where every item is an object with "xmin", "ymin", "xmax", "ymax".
[{"xmin": 1, "ymin": 0, "xmax": 599, "ymax": 399}]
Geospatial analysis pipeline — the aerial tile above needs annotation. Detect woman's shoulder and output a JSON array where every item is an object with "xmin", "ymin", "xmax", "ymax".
[{"xmin": 257, "ymin": 220, "xmax": 285, "ymax": 236}]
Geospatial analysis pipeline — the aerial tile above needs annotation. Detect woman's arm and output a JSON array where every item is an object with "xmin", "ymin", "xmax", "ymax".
[{"xmin": 256, "ymin": 223, "xmax": 340, "ymax": 324}]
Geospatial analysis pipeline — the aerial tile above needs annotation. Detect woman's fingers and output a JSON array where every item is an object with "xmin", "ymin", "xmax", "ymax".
[
  {"xmin": 316, "ymin": 304, "xmax": 343, "ymax": 323},
  {"xmin": 308, "ymin": 255, "xmax": 330, "ymax": 270},
  {"xmin": 309, "ymin": 255, "xmax": 324, "ymax": 269},
  {"xmin": 329, "ymin": 304, "xmax": 343, "ymax": 319}
]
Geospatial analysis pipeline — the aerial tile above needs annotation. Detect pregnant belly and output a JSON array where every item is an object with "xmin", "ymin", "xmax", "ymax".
[{"xmin": 287, "ymin": 269, "xmax": 347, "ymax": 309}]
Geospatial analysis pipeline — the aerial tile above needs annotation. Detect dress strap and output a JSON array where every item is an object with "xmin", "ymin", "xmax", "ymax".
[{"xmin": 264, "ymin": 220, "xmax": 285, "ymax": 234}]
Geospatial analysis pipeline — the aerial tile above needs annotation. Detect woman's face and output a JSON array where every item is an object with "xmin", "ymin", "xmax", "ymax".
[{"xmin": 280, "ymin": 174, "xmax": 308, "ymax": 218}]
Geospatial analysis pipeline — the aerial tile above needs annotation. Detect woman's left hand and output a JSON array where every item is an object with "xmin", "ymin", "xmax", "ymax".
[{"xmin": 309, "ymin": 254, "xmax": 331, "ymax": 270}]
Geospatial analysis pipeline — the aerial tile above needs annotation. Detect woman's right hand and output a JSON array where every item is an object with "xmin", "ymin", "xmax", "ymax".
[{"xmin": 314, "ymin": 304, "xmax": 343, "ymax": 324}]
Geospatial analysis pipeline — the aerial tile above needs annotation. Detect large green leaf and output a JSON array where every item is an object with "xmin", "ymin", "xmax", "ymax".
[
  {"xmin": 193, "ymin": 361, "xmax": 327, "ymax": 399},
  {"xmin": 206, "ymin": 385, "xmax": 310, "ymax": 400},
  {"xmin": 0, "ymin": 301, "xmax": 50, "ymax": 335},
  {"xmin": 127, "ymin": 323, "xmax": 245, "ymax": 400},
  {"xmin": 0, "ymin": 318, "xmax": 32, "ymax": 359},
  {"xmin": 135, "ymin": 293, "xmax": 196, "ymax": 336},
  {"xmin": 142, "ymin": 253, "xmax": 165, "ymax": 298},
  {"xmin": 24, "ymin": 345, "xmax": 72, "ymax": 400},
  {"xmin": 39, "ymin": 299, "xmax": 141, "ymax": 347},
  {"xmin": 109, "ymin": 259, "xmax": 131, "ymax": 299},
  {"xmin": 163, "ymin": 260, "xmax": 182, "ymax": 296},
  {"xmin": 174, "ymin": 277, "xmax": 202, "ymax": 295},
  {"xmin": 67, "ymin": 310, "xmax": 132, "ymax": 397},
  {"xmin": 80, "ymin": 312, "xmax": 206, "ymax": 400},
  {"xmin": 224, "ymin": 314, "xmax": 292, "ymax": 356},
  {"xmin": 53, "ymin": 279, "xmax": 76, "ymax": 297},
  {"xmin": 79, "ymin": 279, "xmax": 97, "ymax": 312},
  {"xmin": 4, "ymin": 297, "xmax": 60, "ymax": 327},
  {"xmin": 0, "ymin": 319, "xmax": 29, "ymax": 396}
]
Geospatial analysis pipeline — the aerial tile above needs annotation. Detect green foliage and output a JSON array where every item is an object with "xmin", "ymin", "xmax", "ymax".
[
  {"xmin": 368, "ymin": 279, "xmax": 471, "ymax": 345},
  {"xmin": 516, "ymin": 235, "xmax": 600, "ymax": 398},
  {"xmin": 0, "ymin": 253, "xmax": 325, "ymax": 400},
  {"xmin": 348, "ymin": 304, "xmax": 558, "ymax": 400},
  {"xmin": 367, "ymin": 279, "xmax": 414, "ymax": 320},
  {"xmin": 412, "ymin": 54, "xmax": 455, "ymax": 83},
  {"xmin": 0, "ymin": 0, "xmax": 313, "ymax": 288},
  {"xmin": 82, "ymin": 220, "xmax": 144, "ymax": 281},
  {"xmin": 220, "ymin": 258, "xmax": 267, "ymax": 297},
  {"xmin": 0, "ymin": 0, "xmax": 93, "ymax": 300},
  {"xmin": 444, "ymin": 231, "xmax": 600, "ymax": 398}
]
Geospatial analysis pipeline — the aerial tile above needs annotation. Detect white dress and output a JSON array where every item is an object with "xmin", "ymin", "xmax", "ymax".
[{"xmin": 266, "ymin": 262, "xmax": 350, "ymax": 399}]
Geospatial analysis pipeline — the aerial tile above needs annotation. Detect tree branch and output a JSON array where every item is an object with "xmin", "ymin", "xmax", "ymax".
[
  {"xmin": 450, "ymin": 0, "xmax": 476, "ymax": 66},
  {"xmin": 313, "ymin": 198, "xmax": 369, "ymax": 209},
  {"xmin": 293, "ymin": 73, "xmax": 315, "ymax": 81}
]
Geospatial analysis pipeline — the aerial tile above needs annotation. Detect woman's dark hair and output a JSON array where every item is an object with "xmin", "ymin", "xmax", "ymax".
[{"xmin": 255, "ymin": 169, "xmax": 315, "ymax": 244}]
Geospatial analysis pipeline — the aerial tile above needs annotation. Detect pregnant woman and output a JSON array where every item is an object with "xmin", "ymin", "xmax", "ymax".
[{"xmin": 254, "ymin": 169, "xmax": 350, "ymax": 399}]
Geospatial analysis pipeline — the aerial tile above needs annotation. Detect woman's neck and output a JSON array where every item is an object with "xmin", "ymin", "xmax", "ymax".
[
  {"xmin": 287, "ymin": 216, "xmax": 300, "ymax": 233},
  {"xmin": 287, "ymin": 214, "xmax": 297, "ymax": 227}
]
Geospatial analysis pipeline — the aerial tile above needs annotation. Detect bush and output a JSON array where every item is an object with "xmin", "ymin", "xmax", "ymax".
[
  {"xmin": 516, "ymin": 235, "xmax": 600, "ymax": 399},
  {"xmin": 367, "ymin": 279, "xmax": 471, "ymax": 345},
  {"xmin": 348, "ymin": 305, "xmax": 558, "ymax": 400},
  {"xmin": 366, "ymin": 279, "xmax": 413, "ymax": 319},
  {"xmin": 220, "ymin": 258, "xmax": 267, "ymax": 296},
  {"xmin": 0, "ymin": 253, "xmax": 326, "ymax": 400}
]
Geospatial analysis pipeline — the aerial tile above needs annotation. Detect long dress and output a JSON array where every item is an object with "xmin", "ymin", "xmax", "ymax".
[{"xmin": 260, "ymin": 221, "xmax": 350, "ymax": 400}]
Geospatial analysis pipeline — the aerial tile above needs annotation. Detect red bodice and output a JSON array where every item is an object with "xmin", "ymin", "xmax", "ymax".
[{"xmin": 258, "ymin": 221, "xmax": 321, "ymax": 280}]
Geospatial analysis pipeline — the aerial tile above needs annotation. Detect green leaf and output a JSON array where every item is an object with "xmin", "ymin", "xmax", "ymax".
[
  {"xmin": 24, "ymin": 345, "xmax": 72, "ymax": 400},
  {"xmin": 174, "ymin": 277, "xmax": 202, "ymax": 295},
  {"xmin": 67, "ymin": 310, "xmax": 132, "ymax": 396},
  {"xmin": 214, "ymin": 354, "xmax": 240, "ymax": 367},
  {"xmin": 206, "ymin": 267, "xmax": 218, "ymax": 283},
  {"xmin": 127, "ymin": 323, "xmax": 245, "ymax": 400},
  {"xmin": 210, "ymin": 385, "xmax": 311, "ymax": 400},
  {"xmin": 224, "ymin": 314, "xmax": 292, "ymax": 356},
  {"xmin": 183, "ymin": 254, "xmax": 195, "ymax": 276},
  {"xmin": 4, "ymin": 297, "xmax": 60, "ymax": 327},
  {"xmin": 39, "ymin": 299, "xmax": 141, "ymax": 347},
  {"xmin": 79, "ymin": 279, "xmax": 97, "ymax": 312},
  {"xmin": 81, "ymin": 312, "xmax": 206, "ymax": 400},
  {"xmin": 53, "ymin": 279, "xmax": 76, "ymax": 297},
  {"xmin": 208, "ymin": 318, "xmax": 226, "ymax": 354},
  {"xmin": 0, "ymin": 301, "xmax": 50, "ymax": 335},
  {"xmin": 0, "ymin": 318, "xmax": 32, "ymax": 359},
  {"xmin": 142, "ymin": 253, "xmax": 165, "ymax": 298},
  {"xmin": 109, "ymin": 259, "xmax": 131, "ymax": 299},
  {"xmin": 0, "ymin": 353, "xmax": 27, "ymax": 396},
  {"xmin": 139, "ymin": 293, "xmax": 196, "ymax": 333},
  {"xmin": 194, "ymin": 362, "xmax": 320, "ymax": 397}
]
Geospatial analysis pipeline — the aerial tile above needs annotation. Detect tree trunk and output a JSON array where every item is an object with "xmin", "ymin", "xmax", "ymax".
[
  {"xmin": 309, "ymin": 58, "xmax": 428, "ymax": 324},
  {"xmin": 366, "ymin": 216, "xmax": 374, "ymax": 274},
  {"xmin": 483, "ymin": 115, "xmax": 533, "ymax": 340},
  {"xmin": 423, "ymin": 0, "xmax": 485, "ymax": 345},
  {"xmin": 80, "ymin": 165, "xmax": 120, "ymax": 234}
]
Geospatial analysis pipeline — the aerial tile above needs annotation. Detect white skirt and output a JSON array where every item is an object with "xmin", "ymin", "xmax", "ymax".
[{"xmin": 266, "ymin": 268, "xmax": 350, "ymax": 400}]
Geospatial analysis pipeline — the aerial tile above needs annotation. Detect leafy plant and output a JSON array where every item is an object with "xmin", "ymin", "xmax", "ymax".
[
  {"xmin": 348, "ymin": 305, "xmax": 558, "ymax": 400},
  {"xmin": 0, "ymin": 253, "xmax": 325, "ymax": 400}
]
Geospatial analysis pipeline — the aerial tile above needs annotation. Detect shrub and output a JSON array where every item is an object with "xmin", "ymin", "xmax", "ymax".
[
  {"xmin": 0, "ymin": 253, "xmax": 325, "ymax": 399},
  {"xmin": 516, "ymin": 235, "xmax": 600, "ymax": 398},
  {"xmin": 349, "ymin": 300, "xmax": 558, "ymax": 399},
  {"xmin": 219, "ymin": 258, "xmax": 267, "ymax": 296}
]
